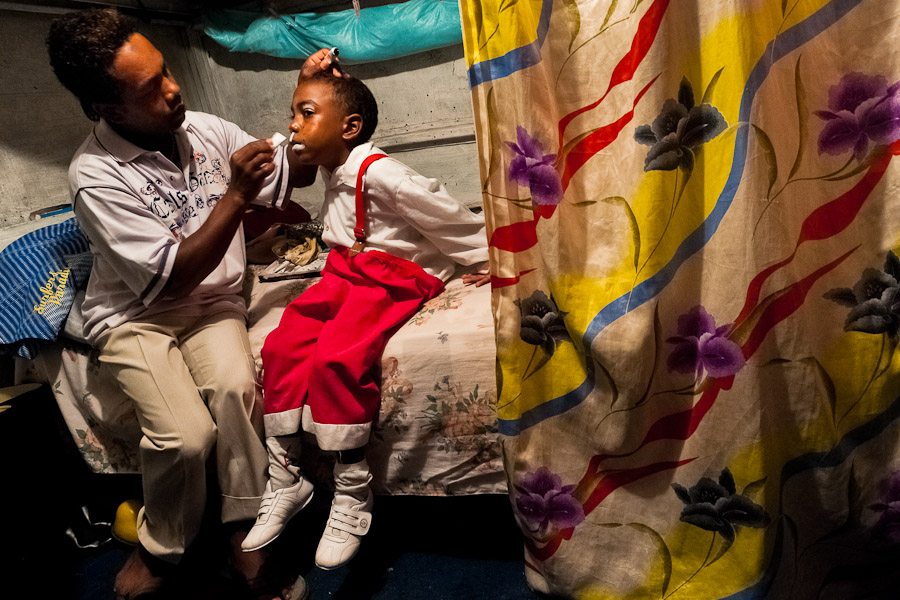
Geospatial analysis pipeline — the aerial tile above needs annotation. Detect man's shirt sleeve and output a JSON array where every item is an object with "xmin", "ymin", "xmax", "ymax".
[
  {"xmin": 74, "ymin": 185, "xmax": 178, "ymax": 306},
  {"xmin": 217, "ymin": 117, "xmax": 292, "ymax": 209}
]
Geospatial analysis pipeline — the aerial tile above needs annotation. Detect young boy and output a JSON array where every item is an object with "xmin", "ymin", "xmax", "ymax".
[{"xmin": 242, "ymin": 71, "xmax": 490, "ymax": 569}]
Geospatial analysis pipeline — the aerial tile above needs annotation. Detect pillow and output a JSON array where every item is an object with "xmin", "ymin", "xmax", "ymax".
[{"xmin": 0, "ymin": 218, "xmax": 91, "ymax": 358}]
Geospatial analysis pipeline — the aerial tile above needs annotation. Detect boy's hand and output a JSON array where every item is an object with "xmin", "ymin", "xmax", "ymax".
[
  {"xmin": 462, "ymin": 270, "xmax": 491, "ymax": 287},
  {"xmin": 226, "ymin": 140, "xmax": 276, "ymax": 206},
  {"xmin": 299, "ymin": 48, "xmax": 346, "ymax": 80}
]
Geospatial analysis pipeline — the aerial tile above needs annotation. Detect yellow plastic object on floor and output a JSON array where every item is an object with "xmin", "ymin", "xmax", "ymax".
[{"xmin": 112, "ymin": 499, "xmax": 142, "ymax": 546}]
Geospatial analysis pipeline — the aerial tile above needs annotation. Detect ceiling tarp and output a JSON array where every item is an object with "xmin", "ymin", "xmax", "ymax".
[{"xmin": 203, "ymin": 0, "xmax": 462, "ymax": 64}]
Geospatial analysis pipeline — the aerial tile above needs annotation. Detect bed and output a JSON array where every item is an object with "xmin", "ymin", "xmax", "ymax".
[{"xmin": 11, "ymin": 218, "xmax": 505, "ymax": 497}]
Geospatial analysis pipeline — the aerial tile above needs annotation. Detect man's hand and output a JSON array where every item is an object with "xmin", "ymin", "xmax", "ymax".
[
  {"xmin": 226, "ymin": 140, "xmax": 276, "ymax": 206},
  {"xmin": 462, "ymin": 270, "xmax": 491, "ymax": 287},
  {"xmin": 299, "ymin": 47, "xmax": 346, "ymax": 81}
]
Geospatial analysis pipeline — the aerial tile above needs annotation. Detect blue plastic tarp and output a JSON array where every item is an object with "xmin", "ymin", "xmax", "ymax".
[{"xmin": 203, "ymin": 0, "xmax": 462, "ymax": 64}]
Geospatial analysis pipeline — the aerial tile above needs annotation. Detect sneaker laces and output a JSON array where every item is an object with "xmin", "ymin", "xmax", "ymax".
[
  {"xmin": 255, "ymin": 490, "xmax": 278, "ymax": 522},
  {"xmin": 325, "ymin": 504, "xmax": 371, "ymax": 537}
]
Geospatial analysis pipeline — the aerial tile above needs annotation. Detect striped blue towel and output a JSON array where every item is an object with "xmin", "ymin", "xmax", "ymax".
[{"xmin": 0, "ymin": 218, "xmax": 91, "ymax": 358}]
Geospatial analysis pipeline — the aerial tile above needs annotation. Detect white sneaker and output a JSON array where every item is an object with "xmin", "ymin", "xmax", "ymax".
[
  {"xmin": 241, "ymin": 478, "xmax": 314, "ymax": 552},
  {"xmin": 314, "ymin": 490, "xmax": 373, "ymax": 569}
]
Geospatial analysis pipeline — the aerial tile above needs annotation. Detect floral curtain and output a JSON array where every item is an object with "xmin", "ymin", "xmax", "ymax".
[{"xmin": 460, "ymin": 0, "xmax": 900, "ymax": 597}]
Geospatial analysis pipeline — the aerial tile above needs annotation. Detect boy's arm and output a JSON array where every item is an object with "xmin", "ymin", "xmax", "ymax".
[{"xmin": 391, "ymin": 173, "xmax": 490, "ymax": 266}]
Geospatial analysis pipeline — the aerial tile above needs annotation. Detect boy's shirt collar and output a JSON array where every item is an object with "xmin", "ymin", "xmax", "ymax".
[
  {"xmin": 94, "ymin": 117, "xmax": 189, "ymax": 164},
  {"xmin": 322, "ymin": 141, "xmax": 376, "ymax": 190}
]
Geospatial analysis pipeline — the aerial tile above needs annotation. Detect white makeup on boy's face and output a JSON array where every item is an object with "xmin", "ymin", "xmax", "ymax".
[{"xmin": 288, "ymin": 79, "xmax": 350, "ymax": 172}]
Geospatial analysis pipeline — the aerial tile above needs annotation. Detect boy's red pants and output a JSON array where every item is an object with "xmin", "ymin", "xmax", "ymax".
[{"xmin": 260, "ymin": 246, "xmax": 444, "ymax": 450}]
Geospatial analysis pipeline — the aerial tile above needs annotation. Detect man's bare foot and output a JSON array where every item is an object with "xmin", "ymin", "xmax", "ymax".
[
  {"xmin": 113, "ymin": 545, "xmax": 169, "ymax": 600},
  {"xmin": 229, "ymin": 530, "xmax": 290, "ymax": 600}
]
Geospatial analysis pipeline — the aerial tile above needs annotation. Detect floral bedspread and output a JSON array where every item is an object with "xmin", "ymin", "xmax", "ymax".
[{"xmin": 16, "ymin": 269, "xmax": 505, "ymax": 496}]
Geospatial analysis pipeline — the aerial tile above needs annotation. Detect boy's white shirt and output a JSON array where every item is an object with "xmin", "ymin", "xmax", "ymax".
[
  {"xmin": 71, "ymin": 111, "xmax": 291, "ymax": 344},
  {"xmin": 318, "ymin": 142, "xmax": 488, "ymax": 281}
]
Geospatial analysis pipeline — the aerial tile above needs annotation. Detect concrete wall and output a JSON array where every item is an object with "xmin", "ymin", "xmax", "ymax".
[
  {"xmin": 193, "ymin": 31, "xmax": 480, "ymax": 216},
  {"xmin": 0, "ymin": 6, "xmax": 480, "ymax": 233},
  {"xmin": 0, "ymin": 9, "xmax": 209, "ymax": 229}
]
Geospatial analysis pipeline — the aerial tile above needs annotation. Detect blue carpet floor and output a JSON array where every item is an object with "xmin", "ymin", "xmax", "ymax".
[
  {"xmin": 0, "ymin": 385, "xmax": 544, "ymax": 599},
  {"xmin": 13, "ymin": 493, "xmax": 542, "ymax": 600}
]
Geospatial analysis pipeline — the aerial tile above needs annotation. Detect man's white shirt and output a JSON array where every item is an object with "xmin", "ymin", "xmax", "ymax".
[{"xmin": 70, "ymin": 111, "xmax": 290, "ymax": 344}]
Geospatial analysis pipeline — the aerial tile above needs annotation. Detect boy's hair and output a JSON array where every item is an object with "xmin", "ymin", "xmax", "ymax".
[
  {"xmin": 46, "ymin": 8, "xmax": 137, "ymax": 121},
  {"xmin": 307, "ymin": 71, "xmax": 378, "ymax": 144}
]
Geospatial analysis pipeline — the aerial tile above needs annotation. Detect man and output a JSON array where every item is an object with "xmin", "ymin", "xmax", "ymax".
[{"xmin": 47, "ymin": 8, "xmax": 332, "ymax": 599}]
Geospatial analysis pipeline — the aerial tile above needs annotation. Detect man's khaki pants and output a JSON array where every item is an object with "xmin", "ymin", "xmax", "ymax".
[{"xmin": 98, "ymin": 310, "xmax": 267, "ymax": 563}]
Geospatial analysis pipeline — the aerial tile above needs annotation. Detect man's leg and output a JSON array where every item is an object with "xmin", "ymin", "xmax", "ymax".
[
  {"xmin": 99, "ymin": 317, "xmax": 217, "ymax": 598},
  {"xmin": 100, "ymin": 317, "xmax": 217, "ymax": 563},
  {"xmin": 179, "ymin": 310, "xmax": 267, "ymax": 524},
  {"xmin": 179, "ymin": 311, "xmax": 289, "ymax": 597}
]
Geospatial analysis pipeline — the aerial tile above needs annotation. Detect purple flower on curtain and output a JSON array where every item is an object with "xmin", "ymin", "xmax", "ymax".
[
  {"xmin": 815, "ymin": 72, "xmax": 900, "ymax": 160},
  {"xmin": 824, "ymin": 251, "xmax": 900, "ymax": 337},
  {"xmin": 634, "ymin": 77, "xmax": 727, "ymax": 172},
  {"xmin": 514, "ymin": 467, "xmax": 585, "ymax": 536},
  {"xmin": 869, "ymin": 470, "xmax": 900, "ymax": 543},
  {"xmin": 507, "ymin": 126, "xmax": 563, "ymax": 205},
  {"xmin": 518, "ymin": 290, "xmax": 570, "ymax": 357},
  {"xmin": 671, "ymin": 468, "xmax": 770, "ymax": 543},
  {"xmin": 666, "ymin": 305, "xmax": 745, "ymax": 379}
]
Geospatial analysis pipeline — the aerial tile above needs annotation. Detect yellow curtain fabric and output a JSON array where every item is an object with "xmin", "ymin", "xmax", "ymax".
[{"xmin": 461, "ymin": 0, "xmax": 900, "ymax": 597}]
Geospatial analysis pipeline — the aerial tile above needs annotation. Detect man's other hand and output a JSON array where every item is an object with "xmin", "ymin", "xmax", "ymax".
[{"xmin": 299, "ymin": 48, "xmax": 345, "ymax": 81}]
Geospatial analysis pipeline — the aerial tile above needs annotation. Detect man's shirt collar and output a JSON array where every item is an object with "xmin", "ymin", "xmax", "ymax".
[{"xmin": 93, "ymin": 117, "xmax": 189, "ymax": 164}]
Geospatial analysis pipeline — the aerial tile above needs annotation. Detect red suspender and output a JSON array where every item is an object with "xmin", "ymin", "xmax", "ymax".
[{"xmin": 353, "ymin": 153, "xmax": 388, "ymax": 246}]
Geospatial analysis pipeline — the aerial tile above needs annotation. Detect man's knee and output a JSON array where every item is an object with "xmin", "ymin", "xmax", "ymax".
[
  {"xmin": 208, "ymin": 361, "xmax": 258, "ymax": 414},
  {"xmin": 141, "ymin": 418, "xmax": 217, "ymax": 466}
]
